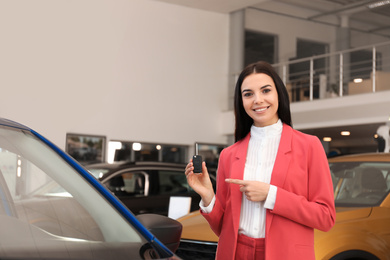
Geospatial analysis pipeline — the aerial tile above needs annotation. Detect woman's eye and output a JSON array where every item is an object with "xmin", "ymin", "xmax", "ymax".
[
  {"xmin": 262, "ymin": 88, "xmax": 271, "ymax": 94},
  {"xmin": 243, "ymin": 92, "xmax": 252, "ymax": 97}
]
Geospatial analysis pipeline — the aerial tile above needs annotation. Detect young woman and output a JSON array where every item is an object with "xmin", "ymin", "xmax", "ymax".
[{"xmin": 185, "ymin": 61, "xmax": 335, "ymax": 260}]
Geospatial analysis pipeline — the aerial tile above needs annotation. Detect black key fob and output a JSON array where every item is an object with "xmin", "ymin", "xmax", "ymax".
[{"xmin": 192, "ymin": 155, "xmax": 203, "ymax": 174}]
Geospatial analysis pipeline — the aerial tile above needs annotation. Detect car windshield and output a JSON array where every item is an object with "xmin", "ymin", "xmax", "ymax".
[
  {"xmin": 330, "ymin": 161, "xmax": 390, "ymax": 207},
  {"xmin": 0, "ymin": 125, "xmax": 156, "ymax": 259}
]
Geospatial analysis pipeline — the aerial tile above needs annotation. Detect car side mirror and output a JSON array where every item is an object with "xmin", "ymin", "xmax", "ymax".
[{"xmin": 136, "ymin": 214, "xmax": 182, "ymax": 253}]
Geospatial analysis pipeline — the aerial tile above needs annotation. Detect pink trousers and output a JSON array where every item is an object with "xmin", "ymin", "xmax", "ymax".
[{"xmin": 234, "ymin": 234, "xmax": 265, "ymax": 260}]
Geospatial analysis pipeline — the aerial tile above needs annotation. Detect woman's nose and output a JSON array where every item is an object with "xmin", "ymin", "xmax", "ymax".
[{"xmin": 254, "ymin": 93, "xmax": 263, "ymax": 104}]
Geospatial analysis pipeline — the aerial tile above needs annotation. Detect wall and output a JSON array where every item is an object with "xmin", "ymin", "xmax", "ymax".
[
  {"xmin": 245, "ymin": 8, "xmax": 337, "ymax": 63},
  {"xmin": 245, "ymin": 7, "xmax": 389, "ymax": 64},
  {"xmin": 0, "ymin": 0, "xmax": 229, "ymax": 152}
]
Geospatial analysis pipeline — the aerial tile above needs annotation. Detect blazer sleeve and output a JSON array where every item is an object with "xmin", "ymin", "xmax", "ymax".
[
  {"xmin": 270, "ymin": 135, "xmax": 336, "ymax": 232},
  {"xmin": 200, "ymin": 148, "xmax": 229, "ymax": 237}
]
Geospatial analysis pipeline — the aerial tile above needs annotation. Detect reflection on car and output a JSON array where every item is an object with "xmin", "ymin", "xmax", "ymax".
[
  {"xmin": 176, "ymin": 153, "xmax": 390, "ymax": 260},
  {"xmin": 87, "ymin": 162, "xmax": 216, "ymax": 216},
  {"xmin": 0, "ymin": 118, "xmax": 182, "ymax": 259}
]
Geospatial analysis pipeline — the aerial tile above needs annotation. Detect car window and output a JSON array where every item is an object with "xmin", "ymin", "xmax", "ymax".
[
  {"xmin": 0, "ymin": 126, "xmax": 153, "ymax": 259},
  {"xmin": 105, "ymin": 171, "xmax": 148, "ymax": 196},
  {"xmin": 157, "ymin": 170, "xmax": 190, "ymax": 195},
  {"xmin": 330, "ymin": 161, "xmax": 390, "ymax": 207}
]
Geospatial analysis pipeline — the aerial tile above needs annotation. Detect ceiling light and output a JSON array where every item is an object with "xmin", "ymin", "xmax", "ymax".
[
  {"xmin": 368, "ymin": 0, "xmax": 390, "ymax": 9},
  {"xmin": 107, "ymin": 141, "xmax": 122, "ymax": 164},
  {"xmin": 341, "ymin": 131, "xmax": 350, "ymax": 136},
  {"xmin": 132, "ymin": 142, "xmax": 142, "ymax": 151},
  {"xmin": 156, "ymin": 145, "xmax": 162, "ymax": 150},
  {"xmin": 323, "ymin": 137, "xmax": 332, "ymax": 142},
  {"xmin": 353, "ymin": 78, "xmax": 363, "ymax": 83}
]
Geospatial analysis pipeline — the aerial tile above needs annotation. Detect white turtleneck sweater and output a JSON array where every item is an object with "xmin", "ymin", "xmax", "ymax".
[{"xmin": 200, "ymin": 119, "xmax": 283, "ymax": 238}]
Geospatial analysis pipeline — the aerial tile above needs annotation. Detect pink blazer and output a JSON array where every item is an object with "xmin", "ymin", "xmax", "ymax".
[{"xmin": 202, "ymin": 124, "xmax": 336, "ymax": 260}]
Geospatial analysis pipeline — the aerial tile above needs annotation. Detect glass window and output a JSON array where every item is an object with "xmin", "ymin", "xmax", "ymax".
[
  {"xmin": 197, "ymin": 143, "xmax": 226, "ymax": 169},
  {"xmin": 330, "ymin": 161, "xmax": 390, "ymax": 207},
  {"xmin": 157, "ymin": 170, "xmax": 190, "ymax": 195},
  {"xmin": 109, "ymin": 141, "xmax": 188, "ymax": 164},
  {"xmin": 162, "ymin": 145, "xmax": 186, "ymax": 163},
  {"xmin": 66, "ymin": 133, "xmax": 105, "ymax": 165},
  {"xmin": 289, "ymin": 39, "xmax": 329, "ymax": 101},
  {"xmin": 244, "ymin": 30, "xmax": 277, "ymax": 66},
  {"xmin": 105, "ymin": 172, "xmax": 147, "ymax": 196},
  {"xmin": 350, "ymin": 50, "xmax": 382, "ymax": 80}
]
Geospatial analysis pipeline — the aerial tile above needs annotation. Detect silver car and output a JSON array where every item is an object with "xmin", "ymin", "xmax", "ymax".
[{"xmin": 0, "ymin": 118, "xmax": 182, "ymax": 259}]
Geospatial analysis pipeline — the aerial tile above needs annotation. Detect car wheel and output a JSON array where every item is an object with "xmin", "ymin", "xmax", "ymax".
[{"xmin": 330, "ymin": 250, "xmax": 380, "ymax": 260}]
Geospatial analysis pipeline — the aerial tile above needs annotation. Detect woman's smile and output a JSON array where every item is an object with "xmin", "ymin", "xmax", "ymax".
[{"xmin": 253, "ymin": 106, "xmax": 269, "ymax": 113}]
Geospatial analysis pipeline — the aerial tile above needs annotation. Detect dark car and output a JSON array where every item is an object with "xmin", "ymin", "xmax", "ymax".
[
  {"xmin": 0, "ymin": 118, "xmax": 182, "ymax": 259},
  {"xmin": 87, "ymin": 161, "xmax": 216, "ymax": 216}
]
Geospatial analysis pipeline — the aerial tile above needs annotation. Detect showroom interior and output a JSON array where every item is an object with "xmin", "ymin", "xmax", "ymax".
[{"xmin": 1, "ymin": 0, "xmax": 390, "ymax": 166}]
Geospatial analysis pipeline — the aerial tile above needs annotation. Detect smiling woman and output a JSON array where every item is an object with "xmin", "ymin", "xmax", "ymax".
[{"xmin": 184, "ymin": 61, "xmax": 335, "ymax": 260}]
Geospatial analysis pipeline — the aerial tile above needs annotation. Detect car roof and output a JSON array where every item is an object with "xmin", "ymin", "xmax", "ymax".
[
  {"xmin": 87, "ymin": 161, "xmax": 217, "ymax": 180},
  {"xmin": 0, "ymin": 118, "xmax": 30, "ymax": 130},
  {"xmin": 87, "ymin": 161, "xmax": 187, "ymax": 170},
  {"xmin": 329, "ymin": 152, "xmax": 390, "ymax": 163}
]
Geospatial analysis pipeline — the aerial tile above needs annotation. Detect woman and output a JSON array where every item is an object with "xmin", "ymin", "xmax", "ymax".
[{"xmin": 185, "ymin": 61, "xmax": 335, "ymax": 260}]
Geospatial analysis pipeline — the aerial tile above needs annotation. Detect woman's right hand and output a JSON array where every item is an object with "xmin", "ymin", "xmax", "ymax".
[{"xmin": 185, "ymin": 160, "xmax": 215, "ymax": 206}]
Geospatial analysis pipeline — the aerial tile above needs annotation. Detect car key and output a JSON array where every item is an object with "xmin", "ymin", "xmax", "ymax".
[{"xmin": 192, "ymin": 143, "xmax": 202, "ymax": 174}]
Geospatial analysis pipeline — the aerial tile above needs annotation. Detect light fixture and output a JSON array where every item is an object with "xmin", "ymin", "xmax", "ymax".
[
  {"xmin": 17, "ymin": 156, "xmax": 22, "ymax": 177},
  {"xmin": 132, "ymin": 142, "xmax": 142, "ymax": 151},
  {"xmin": 341, "ymin": 131, "xmax": 350, "ymax": 136},
  {"xmin": 368, "ymin": 0, "xmax": 390, "ymax": 9},
  {"xmin": 107, "ymin": 141, "xmax": 122, "ymax": 163},
  {"xmin": 323, "ymin": 137, "xmax": 332, "ymax": 142},
  {"xmin": 156, "ymin": 145, "xmax": 162, "ymax": 150},
  {"xmin": 353, "ymin": 78, "xmax": 363, "ymax": 83}
]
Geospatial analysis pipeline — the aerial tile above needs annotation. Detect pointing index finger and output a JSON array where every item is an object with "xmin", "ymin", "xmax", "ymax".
[{"xmin": 225, "ymin": 178, "xmax": 246, "ymax": 185}]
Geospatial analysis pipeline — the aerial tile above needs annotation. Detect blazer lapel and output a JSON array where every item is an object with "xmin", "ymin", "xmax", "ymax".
[
  {"xmin": 266, "ymin": 124, "xmax": 293, "ymax": 235},
  {"xmin": 230, "ymin": 134, "xmax": 250, "ymax": 234}
]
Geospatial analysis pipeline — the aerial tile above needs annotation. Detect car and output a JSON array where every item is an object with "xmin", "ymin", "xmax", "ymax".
[
  {"xmin": 176, "ymin": 152, "xmax": 390, "ymax": 260},
  {"xmin": 86, "ymin": 161, "xmax": 216, "ymax": 216},
  {"xmin": 0, "ymin": 118, "xmax": 182, "ymax": 259}
]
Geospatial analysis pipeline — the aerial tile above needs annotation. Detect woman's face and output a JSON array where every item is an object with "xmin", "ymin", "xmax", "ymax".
[{"xmin": 241, "ymin": 73, "xmax": 279, "ymax": 127}]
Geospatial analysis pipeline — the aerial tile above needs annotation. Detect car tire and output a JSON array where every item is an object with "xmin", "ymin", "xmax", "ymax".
[{"xmin": 330, "ymin": 250, "xmax": 380, "ymax": 260}]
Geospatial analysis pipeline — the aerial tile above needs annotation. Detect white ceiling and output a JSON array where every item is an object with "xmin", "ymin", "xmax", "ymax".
[{"xmin": 156, "ymin": 0, "xmax": 390, "ymax": 38}]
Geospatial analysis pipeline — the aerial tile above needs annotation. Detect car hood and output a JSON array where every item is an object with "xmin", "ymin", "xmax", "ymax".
[
  {"xmin": 178, "ymin": 207, "xmax": 373, "ymax": 242},
  {"xmin": 335, "ymin": 207, "xmax": 372, "ymax": 222},
  {"xmin": 177, "ymin": 211, "xmax": 218, "ymax": 242}
]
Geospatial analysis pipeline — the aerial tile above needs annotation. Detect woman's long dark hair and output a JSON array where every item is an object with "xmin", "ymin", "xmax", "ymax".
[{"xmin": 234, "ymin": 61, "xmax": 292, "ymax": 142}]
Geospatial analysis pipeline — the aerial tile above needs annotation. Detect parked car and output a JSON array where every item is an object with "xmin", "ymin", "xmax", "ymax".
[
  {"xmin": 176, "ymin": 152, "xmax": 390, "ymax": 260},
  {"xmin": 86, "ymin": 161, "xmax": 216, "ymax": 216},
  {"xmin": 0, "ymin": 118, "xmax": 182, "ymax": 259}
]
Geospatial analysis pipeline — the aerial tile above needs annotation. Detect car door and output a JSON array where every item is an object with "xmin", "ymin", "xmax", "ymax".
[{"xmin": 104, "ymin": 168, "xmax": 198, "ymax": 216}]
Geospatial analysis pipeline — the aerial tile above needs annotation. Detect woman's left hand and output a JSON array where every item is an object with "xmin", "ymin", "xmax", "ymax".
[{"xmin": 225, "ymin": 179, "xmax": 270, "ymax": 202}]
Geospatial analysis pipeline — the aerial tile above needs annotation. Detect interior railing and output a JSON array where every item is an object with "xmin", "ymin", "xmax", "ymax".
[{"xmin": 233, "ymin": 41, "xmax": 390, "ymax": 103}]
